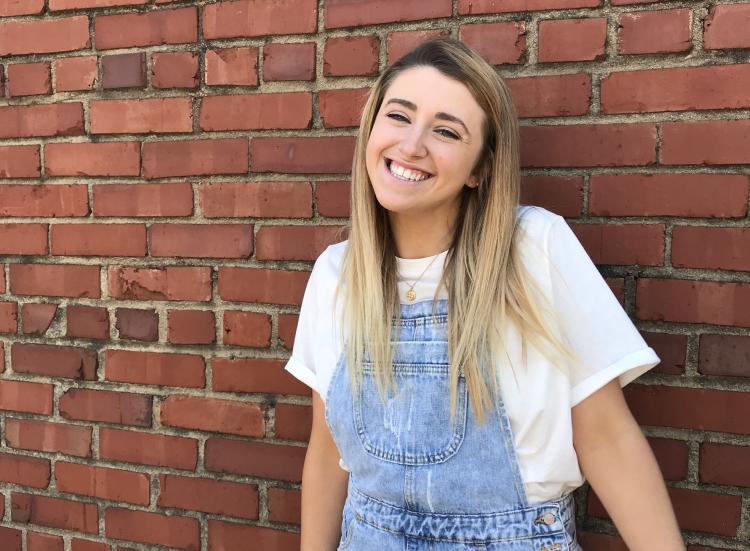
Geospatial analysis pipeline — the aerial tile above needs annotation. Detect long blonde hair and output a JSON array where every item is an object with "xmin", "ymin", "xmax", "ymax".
[{"xmin": 338, "ymin": 37, "xmax": 575, "ymax": 424}]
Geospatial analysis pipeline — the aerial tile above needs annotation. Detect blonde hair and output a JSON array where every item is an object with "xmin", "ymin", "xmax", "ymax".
[{"xmin": 338, "ymin": 37, "xmax": 576, "ymax": 424}]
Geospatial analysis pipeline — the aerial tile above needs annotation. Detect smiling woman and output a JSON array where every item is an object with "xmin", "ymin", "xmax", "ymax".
[{"xmin": 285, "ymin": 36, "xmax": 685, "ymax": 551}]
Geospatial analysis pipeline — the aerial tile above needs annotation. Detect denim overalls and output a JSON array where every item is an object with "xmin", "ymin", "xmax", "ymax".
[{"xmin": 325, "ymin": 299, "xmax": 582, "ymax": 551}]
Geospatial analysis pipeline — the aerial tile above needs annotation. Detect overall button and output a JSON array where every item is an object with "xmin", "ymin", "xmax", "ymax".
[{"xmin": 533, "ymin": 513, "xmax": 557, "ymax": 525}]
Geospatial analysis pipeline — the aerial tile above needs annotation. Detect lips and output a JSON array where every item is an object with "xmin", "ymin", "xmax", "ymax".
[{"xmin": 384, "ymin": 158, "xmax": 434, "ymax": 183}]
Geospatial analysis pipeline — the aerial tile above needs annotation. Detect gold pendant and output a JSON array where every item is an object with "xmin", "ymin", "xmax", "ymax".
[{"xmin": 406, "ymin": 289, "xmax": 416, "ymax": 301}]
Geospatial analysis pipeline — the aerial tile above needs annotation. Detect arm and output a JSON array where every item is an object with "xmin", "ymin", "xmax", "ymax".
[
  {"xmin": 301, "ymin": 390, "xmax": 350, "ymax": 551},
  {"xmin": 572, "ymin": 380, "xmax": 685, "ymax": 550}
]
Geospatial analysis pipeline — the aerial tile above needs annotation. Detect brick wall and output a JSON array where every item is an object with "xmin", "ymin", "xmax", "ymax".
[{"xmin": 0, "ymin": 0, "xmax": 748, "ymax": 550}]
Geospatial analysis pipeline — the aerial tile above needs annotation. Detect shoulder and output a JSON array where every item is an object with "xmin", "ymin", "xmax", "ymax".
[
  {"xmin": 516, "ymin": 205, "xmax": 564, "ymax": 239},
  {"xmin": 307, "ymin": 239, "xmax": 348, "ymax": 295}
]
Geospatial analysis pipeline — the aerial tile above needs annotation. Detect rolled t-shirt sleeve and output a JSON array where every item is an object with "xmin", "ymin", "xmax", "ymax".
[
  {"xmin": 283, "ymin": 259, "xmax": 323, "ymax": 395},
  {"xmin": 546, "ymin": 216, "xmax": 660, "ymax": 407}
]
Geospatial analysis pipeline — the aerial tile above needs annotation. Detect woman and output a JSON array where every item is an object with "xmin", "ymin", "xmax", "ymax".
[{"xmin": 285, "ymin": 37, "xmax": 685, "ymax": 550}]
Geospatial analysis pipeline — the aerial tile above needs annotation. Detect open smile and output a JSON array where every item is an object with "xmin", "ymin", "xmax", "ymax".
[{"xmin": 384, "ymin": 158, "xmax": 434, "ymax": 184}]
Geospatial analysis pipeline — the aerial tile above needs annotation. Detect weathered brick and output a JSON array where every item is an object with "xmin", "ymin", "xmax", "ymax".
[
  {"xmin": 200, "ymin": 181, "xmax": 312, "ymax": 218},
  {"xmin": 59, "ymin": 388, "xmax": 152, "ymax": 427},
  {"xmin": 99, "ymin": 428, "xmax": 197, "ymax": 470},
  {"xmin": 315, "ymin": 180, "xmax": 350, "ymax": 217},
  {"xmin": 104, "ymin": 508, "xmax": 199, "ymax": 549},
  {"xmin": 55, "ymin": 462, "xmax": 149, "ymax": 505},
  {"xmin": 5, "ymin": 419, "xmax": 91, "ymax": 457},
  {"xmin": 161, "ymin": 395, "xmax": 264, "ymax": 436},
  {"xmin": 95, "ymin": 7, "xmax": 197, "ymax": 49},
  {"xmin": 325, "ymin": 0, "xmax": 450, "ymax": 27},
  {"xmin": 538, "ymin": 18, "xmax": 607, "ymax": 62},
  {"xmin": 274, "ymin": 403, "xmax": 311, "ymax": 441},
  {"xmin": 0, "ymin": 103, "xmax": 84, "ymax": 139},
  {"xmin": 11, "ymin": 343, "xmax": 97, "ymax": 380},
  {"xmin": 158, "ymin": 474, "xmax": 259, "ymax": 519},
  {"xmin": 10, "ymin": 265, "xmax": 100, "ymax": 298},
  {"xmin": 108, "ymin": 266, "xmax": 211, "ymax": 302},
  {"xmin": 0, "ymin": 146, "xmax": 40, "ymax": 178},
  {"xmin": 618, "ymin": 9, "xmax": 691, "ymax": 54},
  {"xmin": 0, "ymin": 16, "xmax": 89, "ymax": 56},
  {"xmin": 267, "ymin": 487, "xmax": 301, "ymax": 524},
  {"xmin": 319, "ymin": 88, "xmax": 369, "ymax": 128},
  {"xmin": 105, "ymin": 350, "xmax": 205, "ymax": 388},
  {"xmin": 661, "ymin": 120, "xmax": 750, "ymax": 165},
  {"xmin": 205, "ymin": 47, "xmax": 258, "ymax": 86},
  {"xmin": 672, "ymin": 227, "xmax": 750, "ymax": 271},
  {"xmin": 571, "ymin": 223, "xmax": 664, "ymax": 266},
  {"xmin": 0, "ymin": 185, "xmax": 88, "ymax": 217},
  {"xmin": 6, "ymin": 62, "xmax": 51, "ymax": 97},
  {"xmin": 700, "ymin": 443, "xmax": 750, "ymax": 487},
  {"xmin": 223, "ymin": 311, "xmax": 272, "ymax": 348},
  {"xmin": 0, "ymin": 301, "xmax": 17, "ymax": 333},
  {"xmin": 208, "ymin": 521, "xmax": 299, "ymax": 551},
  {"xmin": 458, "ymin": 22, "xmax": 526, "ymax": 65},
  {"xmin": 507, "ymin": 74, "xmax": 591, "ymax": 118},
  {"xmin": 21, "ymin": 304, "xmax": 57, "ymax": 336},
  {"xmin": 255, "ymin": 225, "xmax": 345, "ymax": 260},
  {"xmin": 324, "ymin": 36, "xmax": 380, "ymax": 76},
  {"xmin": 45, "ymin": 142, "xmax": 140, "ymax": 177},
  {"xmin": 0, "ymin": 0, "xmax": 44, "ymax": 16},
  {"xmin": 101, "ymin": 53, "xmax": 145, "ymax": 89},
  {"xmin": 704, "ymin": 3, "xmax": 750, "ymax": 50},
  {"xmin": 387, "ymin": 29, "xmax": 450, "ymax": 64},
  {"xmin": 0, "ymin": 381, "xmax": 53, "ymax": 415},
  {"xmin": 54, "ymin": 56, "xmax": 98, "ymax": 92},
  {"xmin": 149, "ymin": 224, "xmax": 252, "ymax": 258},
  {"xmin": 699, "ymin": 334, "xmax": 750, "ymax": 378},
  {"xmin": 66, "ymin": 305, "xmax": 109, "ymax": 340},
  {"xmin": 93, "ymin": 183, "xmax": 193, "ymax": 217},
  {"xmin": 0, "ymin": 453, "xmax": 50, "ymax": 489},
  {"xmin": 251, "ymin": 136, "xmax": 355, "ymax": 173},
  {"xmin": 90, "ymin": 98, "xmax": 193, "ymax": 134},
  {"xmin": 200, "ymin": 92, "xmax": 311, "ymax": 131},
  {"xmin": 151, "ymin": 51, "xmax": 198, "ymax": 89},
  {"xmin": 218, "ymin": 267, "xmax": 309, "ymax": 305},
  {"xmin": 204, "ymin": 0, "xmax": 317, "ymax": 38},
  {"xmin": 263, "ymin": 42, "xmax": 315, "ymax": 81},
  {"xmin": 11, "ymin": 493, "xmax": 98, "ymax": 534},
  {"xmin": 115, "ymin": 308, "xmax": 158, "ymax": 342},
  {"xmin": 167, "ymin": 310, "xmax": 215, "ymax": 345},
  {"xmin": 0, "ymin": 224, "xmax": 47, "ymax": 255},
  {"xmin": 51, "ymin": 224, "xmax": 146, "ymax": 257},
  {"xmin": 520, "ymin": 176, "xmax": 583, "ymax": 218},
  {"xmin": 458, "ymin": 0, "xmax": 601, "ymax": 14},
  {"xmin": 143, "ymin": 138, "xmax": 248, "ymax": 178},
  {"xmin": 205, "ymin": 438, "xmax": 306, "ymax": 482},
  {"xmin": 211, "ymin": 358, "xmax": 310, "ymax": 396}
]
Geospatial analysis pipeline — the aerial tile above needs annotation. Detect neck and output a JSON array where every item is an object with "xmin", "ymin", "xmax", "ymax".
[{"xmin": 389, "ymin": 208, "xmax": 456, "ymax": 259}]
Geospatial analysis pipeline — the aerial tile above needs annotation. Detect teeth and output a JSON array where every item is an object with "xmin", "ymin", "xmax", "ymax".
[{"xmin": 388, "ymin": 160, "xmax": 430, "ymax": 182}]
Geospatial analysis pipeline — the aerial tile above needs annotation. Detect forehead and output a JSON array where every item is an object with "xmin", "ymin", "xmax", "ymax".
[{"xmin": 382, "ymin": 66, "xmax": 484, "ymax": 125}]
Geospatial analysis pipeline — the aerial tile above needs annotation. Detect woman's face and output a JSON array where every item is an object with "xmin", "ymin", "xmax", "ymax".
[{"xmin": 365, "ymin": 65, "xmax": 486, "ymax": 222}]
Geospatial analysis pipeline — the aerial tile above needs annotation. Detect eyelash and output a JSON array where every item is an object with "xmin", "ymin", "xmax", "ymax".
[{"xmin": 386, "ymin": 113, "xmax": 460, "ymax": 140}]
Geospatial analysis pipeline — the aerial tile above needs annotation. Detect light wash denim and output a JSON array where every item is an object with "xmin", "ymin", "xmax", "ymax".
[{"xmin": 325, "ymin": 299, "xmax": 583, "ymax": 550}]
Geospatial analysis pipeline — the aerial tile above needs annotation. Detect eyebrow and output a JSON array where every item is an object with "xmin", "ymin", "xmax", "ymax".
[{"xmin": 384, "ymin": 97, "xmax": 471, "ymax": 137}]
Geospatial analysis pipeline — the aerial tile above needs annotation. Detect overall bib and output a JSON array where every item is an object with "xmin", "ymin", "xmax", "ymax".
[{"xmin": 325, "ymin": 299, "xmax": 582, "ymax": 551}]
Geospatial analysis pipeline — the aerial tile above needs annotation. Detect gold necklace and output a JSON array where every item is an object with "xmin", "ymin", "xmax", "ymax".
[{"xmin": 402, "ymin": 252, "xmax": 441, "ymax": 302}]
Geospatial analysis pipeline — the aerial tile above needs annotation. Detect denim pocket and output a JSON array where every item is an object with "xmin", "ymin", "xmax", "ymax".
[
  {"xmin": 354, "ymin": 348, "xmax": 468, "ymax": 465},
  {"xmin": 338, "ymin": 506, "xmax": 356, "ymax": 550}
]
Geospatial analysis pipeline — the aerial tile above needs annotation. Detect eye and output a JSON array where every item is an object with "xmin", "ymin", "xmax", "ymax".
[
  {"xmin": 386, "ymin": 112, "xmax": 409, "ymax": 122},
  {"xmin": 437, "ymin": 128, "xmax": 460, "ymax": 140}
]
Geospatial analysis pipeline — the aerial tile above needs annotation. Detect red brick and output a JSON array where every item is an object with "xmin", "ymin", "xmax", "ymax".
[
  {"xmin": 53, "ymin": 56, "xmax": 98, "ymax": 92},
  {"xmin": 263, "ymin": 42, "xmax": 315, "ymax": 81},
  {"xmin": 0, "ymin": 527, "xmax": 21, "ymax": 551},
  {"xmin": 251, "ymin": 136, "xmax": 355, "ymax": 174},
  {"xmin": 45, "ymin": 142, "xmax": 140, "ymax": 177},
  {"xmin": 319, "ymin": 88, "xmax": 370, "ymax": 128},
  {"xmin": 161, "ymin": 395, "xmax": 264, "ymax": 436},
  {"xmin": 143, "ymin": 138, "xmax": 248, "ymax": 178},
  {"xmin": 205, "ymin": 438, "xmax": 306, "ymax": 482},
  {"xmin": 205, "ymin": 47, "xmax": 258, "ymax": 86},
  {"xmin": 458, "ymin": 0, "xmax": 601, "ymax": 14},
  {"xmin": 0, "ymin": 103, "xmax": 84, "ymax": 139},
  {"xmin": 387, "ymin": 29, "xmax": 450, "ymax": 64},
  {"xmin": 661, "ymin": 120, "xmax": 750, "ymax": 165},
  {"xmin": 589, "ymin": 485, "xmax": 741, "ymax": 536},
  {"xmin": 211, "ymin": 358, "xmax": 310, "ymax": 396},
  {"xmin": 50, "ymin": 0, "xmax": 147, "ymax": 8},
  {"xmin": 149, "ymin": 224, "xmax": 252, "ymax": 258},
  {"xmin": 0, "ymin": 16, "xmax": 89, "ymax": 56},
  {"xmin": 158, "ymin": 474, "xmax": 258, "ymax": 519},
  {"xmin": 167, "ymin": 310, "xmax": 215, "ymax": 345},
  {"xmin": 602, "ymin": 65, "xmax": 750, "ymax": 114},
  {"xmin": 104, "ymin": 508, "xmax": 199, "ymax": 549},
  {"xmin": 648, "ymin": 437, "xmax": 689, "ymax": 481},
  {"xmin": 0, "ymin": 381, "xmax": 53, "ymax": 414},
  {"xmin": 71, "ymin": 539, "xmax": 108, "ymax": 551},
  {"xmin": 459, "ymin": 22, "xmax": 526, "ymax": 65},
  {"xmin": 0, "ymin": 224, "xmax": 47, "ymax": 255},
  {"xmin": 0, "ymin": 301, "xmax": 17, "ymax": 333},
  {"xmin": 101, "ymin": 53, "xmax": 145, "ymax": 89},
  {"xmin": 7, "ymin": 62, "xmax": 50, "ymax": 97},
  {"xmin": 200, "ymin": 92, "xmax": 311, "ymax": 131},
  {"xmin": 607, "ymin": 277, "xmax": 625, "ymax": 305},
  {"xmin": 507, "ymin": 74, "xmax": 591, "ymax": 118},
  {"xmin": 256, "ymin": 225, "xmax": 345, "ymax": 261},
  {"xmin": 95, "ymin": 7, "xmax": 197, "ymax": 49},
  {"xmin": 275, "ymin": 403, "xmax": 311, "ymax": 442},
  {"xmin": 204, "ymin": 0, "xmax": 317, "ymax": 38},
  {"xmin": 105, "ymin": 349, "xmax": 205, "ymax": 388},
  {"xmin": 672, "ymin": 227, "xmax": 750, "ymax": 271},
  {"xmin": 626, "ymin": 384, "xmax": 750, "ymax": 435},
  {"xmin": 27, "ymin": 532, "xmax": 63, "ymax": 551},
  {"xmin": 325, "ymin": 0, "xmax": 450, "ymax": 27},
  {"xmin": 571, "ymin": 223, "xmax": 664, "ymax": 266},
  {"xmin": 11, "ymin": 493, "xmax": 98, "ymax": 533},
  {"xmin": 0, "ymin": 342, "xmax": 4, "ymax": 373},
  {"xmin": 0, "ymin": 0, "xmax": 44, "ymax": 15},
  {"xmin": 642, "ymin": 332, "xmax": 687, "ymax": 375},
  {"xmin": 700, "ymin": 443, "xmax": 750, "ymax": 487},
  {"xmin": 91, "ymin": 98, "xmax": 193, "ymax": 134},
  {"xmin": 278, "ymin": 313, "xmax": 298, "ymax": 350},
  {"xmin": 201, "ymin": 181, "xmax": 312, "ymax": 218},
  {"xmin": 324, "ymin": 36, "xmax": 380, "ymax": 76},
  {"xmin": 0, "ymin": 146, "xmax": 40, "ymax": 178},
  {"xmin": 218, "ymin": 267, "xmax": 309, "ymax": 305},
  {"xmin": 5, "ymin": 419, "xmax": 91, "ymax": 457},
  {"xmin": 637, "ymin": 279, "xmax": 750, "ymax": 328},
  {"xmin": 521, "ymin": 123, "xmax": 656, "ymax": 167},
  {"xmin": 12, "ymin": 343, "xmax": 97, "ymax": 380},
  {"xmin": 51, "ymin": 224, "xmax": 146, "ymax": 257},
  {"xmin": 151, "ymin": 51, "xmax": 198, "ymax": 89},
  {"xmin": 316, "ymin": 180, "xmax": 350, "ymax": 217},
  {"xmin": 612, "ymin": 0, "xmax": 678, "ymax": 4},
  {"xmin": 0, "ymin": 453, "xmax": 50, "ymax": 489},
  {"xmin": 213, "ymin": 521, "xmax": 301, "ymax": 551},
  {"xmin": 699, "ymin": 334, "xmax": 750, "ymax": 378},
  {"xmin": 10, "ymin": 265, "xmax": 100, "ymax": 299},
  {"xmin": 589, "ymin": 174, "xmax": 748, "ymax": 217},
  {"xmin": 93, "ymin": 183, "xmax": 193, "ymax": 217},
  {"xmin": 704, "ymin": 3, "xmax": 750, "ymax": 50},
  {"xmin": 0, "ymin": 185, "xmax": 88, "ymax": 216},
  {"xmin": 618, "ymin": 9, "xmax": 691, "ymax": 54},
  {"xmin": 55, "ymin": 462, "xmax": 149, "ymax": 505},
  {"xmin": 538, "ymin": 18, "xmax": 607, "ymax": 62},
  {"xmin": 115, "ymin": 308, "xmax": 158, "ymax": 342},
  {"xmin": 223, "ymin": 311, "xmax": 272, "ymax": 348},
  {"xmin": 99, "ymin": 428, "xmax": 197, "ymax": 470},
  {"xmin": 59, "ymin": 388, "xmax": 152, "ymax": 427},
  {"xmin": 0, "ymin": 266, "xmax": 4, "ymax": 293},
  {"xmin": 67, "ymin": 305, "xmax": 108, "ymax": 340},
  {"xmin": 267, "ymin": 487, "xmax": 301, "ymax": 524},
  {"xmin": 108, "ymin": 266, "xmax": 211, "ymax": 302},
  {"xmin": 520, "ymin": 176, "xmax": 583, "ymax": 217}
]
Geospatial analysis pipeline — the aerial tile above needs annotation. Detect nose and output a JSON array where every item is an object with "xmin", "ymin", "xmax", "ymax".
[{"xmin": 398, "ymin": 125, "xmax": 427, "ymax": 158}]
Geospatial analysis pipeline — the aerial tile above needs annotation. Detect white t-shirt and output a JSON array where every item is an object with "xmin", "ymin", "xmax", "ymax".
[{"xmin": 284, "ymin": 205, "xmax": 660, "ymax": 504}]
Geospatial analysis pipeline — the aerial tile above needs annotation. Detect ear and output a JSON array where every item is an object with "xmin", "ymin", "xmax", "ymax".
[{"xmin": 466, "ymin": 175, "xmax": 479, "ymax": 189}]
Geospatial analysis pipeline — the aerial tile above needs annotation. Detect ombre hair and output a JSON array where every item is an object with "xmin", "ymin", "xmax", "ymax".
[{"xmin": 337, "ymin": 36, "xmax": 575, "ymax": 424}]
